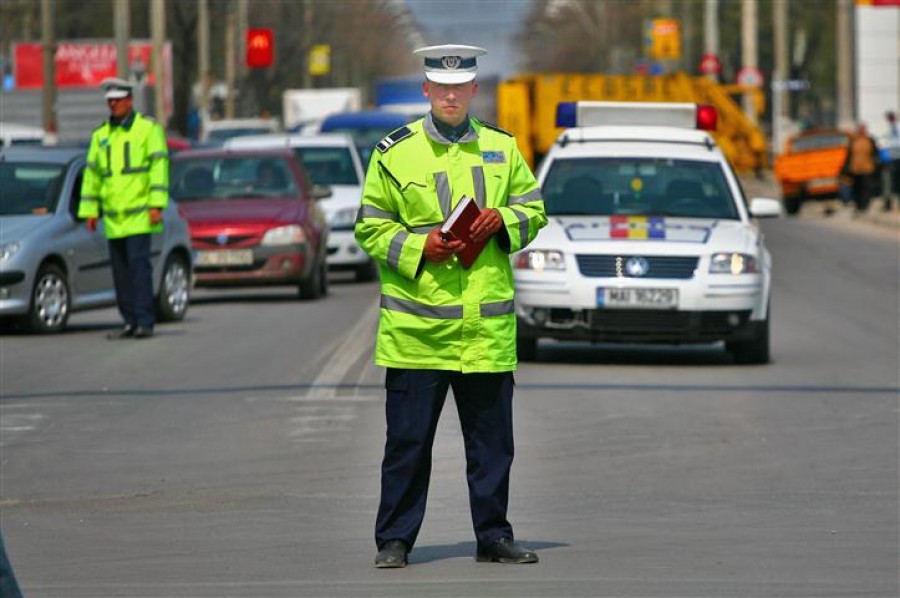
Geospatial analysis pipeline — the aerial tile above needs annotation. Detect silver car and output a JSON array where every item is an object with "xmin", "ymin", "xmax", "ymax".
[{"xmin": 0, "ymin": 147, "xmax": 192, "ymax": 333}]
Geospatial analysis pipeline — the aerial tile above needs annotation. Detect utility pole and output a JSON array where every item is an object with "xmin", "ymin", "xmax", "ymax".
[
  {"xmin": 302, "ymin": 0, "xmax": 312, "ymax": 89},
  {"xmin": 198, "ymin": 0, "xmax": 210, "ymax": 119},
  {"xmin": 237, "ymin": 0, "xmax": 248, "ymax": 115},
  {"xmin": 836, "ymin": 0, "xmax": 854, "ymax": 128},
  {"xmin": 741, "ymin": 0, "xmax": 758, "ymax": 125},
  {"xmin": 225, "ymin": 3, "xmax": 236, "ymax": 118},
  {"xmin": 773, "ymin": 0, "xmax": 789, "ymax": 154},
  {"xmin": 40, "ymin": 0, "xmax": 57, "ymax": 143},
  {"xmin": 151, "ymin": 0, "xmax": 166, "ymax": 124},
  {"xmin": 703, "ymin": 0, "xmax": 718, "ymax": 81},
  {"xmin": 114, "ymin": 0, "xmax": 130, "ymax": 79}
]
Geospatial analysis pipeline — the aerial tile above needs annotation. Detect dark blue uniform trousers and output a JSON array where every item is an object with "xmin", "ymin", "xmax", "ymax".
[
  {"xmin": 108, "ymin": 234, "xmax": 155, "ymax": 329},
  {"xmin": 375, "ymin": 368, "xmax": 515, "ymax": 550}
]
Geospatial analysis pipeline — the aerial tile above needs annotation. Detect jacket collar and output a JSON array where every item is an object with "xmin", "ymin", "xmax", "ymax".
[
  {"xmin": 109, "ymin": 111, "xmax": 137, "ymax": 131},
  {"xmin": 423, "ymin": 112, "xmax": 479, "ymax": 145}
]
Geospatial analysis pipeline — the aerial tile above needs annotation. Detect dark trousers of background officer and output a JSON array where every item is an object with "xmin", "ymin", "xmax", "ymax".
[
  {"xmin": 375, "ymin": 368, "xmax": 515, "ymax": 551},
  {"xmin": 109, "ymin": 233, "xmax": 155, "ymax": 330}
]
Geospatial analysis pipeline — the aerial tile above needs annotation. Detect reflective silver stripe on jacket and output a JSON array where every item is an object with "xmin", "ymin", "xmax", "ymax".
[
  {"xmin": 81, "ymin": 195, "xmax": 100, "ymax": 202},
  {"xmin": 509, "ymin": 206, "xmax": 529, "ymax": 247},
  {"xmin": 357, "ymin": 205, "xmax": 398, "ymax": 223},
  {"xmin": 149, "ymin": 151, "xmax": 168, "ymax": 160},
  {"xmin": 471, "ymin": 166, "xmax": 486, "ymax": 209},
  {"xmin": 408, "ymin": 225, "xmax": 437, "ymax": 234},
  {"xmin": 435, "ymin": 171, "xmax": 451, "ymax": 219},
  {"xmin": 480, "ymin": 300, "xmax": 515, "ymax": 317},
  {"xmin": 150, "ymin": 185, "xmax": 168, "ymax": 193},
  {"xmin": 380, "ymin": 295, "xmax": 514, "ymax": 319},
  {"xmin": 381, "ymin": 295, "xmax": 463, "ymax": 319},
  {"xmin": 104, "ymin": 205, "xmax": 149, "ymax": 217},
  {"xmin": 508, "ymin": 188, "xmax": 541, "ymax": 205},
  {"xmin": 122, "ymin": 166, "xmax": 150, "ymax": 174},
  {"xmin": 387, "ymin": 230, "xmax": 408, "ymax": 271}
]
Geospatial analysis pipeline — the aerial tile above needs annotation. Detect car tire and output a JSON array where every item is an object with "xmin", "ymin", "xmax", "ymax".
[
  {"xmin": 517, "ymin": 334, "xmax": 538, "ymax": 362},
  {"xmin": 784, "ymin": 194, "xmax": 801, "ymax": 215},
  {"xmin": 318, "ymin": 261, "xmax": 329, "ymax": 297},
  {"xmin": 156, "ymin": 254, "xmax": 191, "ymax": 322},
  {"xmin": 355, "ymin": 259, "xmax": 378, "ymax": 283},
  {"xmin": 299, "ymin": 259, "xmax": 324, "ymax": 300},
  {"xmin": 26, "ymin": 263, "xmax": 70, "ymax": 334},
  {"xmin": 727, "ymin": 310, "xmax": 770, "ymax": 365}
]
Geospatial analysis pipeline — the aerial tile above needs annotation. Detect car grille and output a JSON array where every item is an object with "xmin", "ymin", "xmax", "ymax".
[
  {"xmin": 588, "ymin": 309, "xmax": 750, "ymax": 339},
  {"xmin": 193, "ymin": 234, "xmax": 258, "ymax": 249},
  {"xmin": 576, "ymin": 255, "xmax": 699, "ymax": 279}
]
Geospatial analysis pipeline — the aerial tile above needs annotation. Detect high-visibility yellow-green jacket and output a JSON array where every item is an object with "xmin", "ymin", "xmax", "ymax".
[
  {"xmin": 78, "ymin": 112, "xmax": 169, "ymax": 239},
  {"xmin": 355, "ymin": 114, "xmax": 547, "ymax": 373}
]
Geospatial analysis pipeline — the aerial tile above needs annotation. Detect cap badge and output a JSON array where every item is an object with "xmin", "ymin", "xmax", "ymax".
[{"xmin": 441, "ymin": 56, "xmax": 462, "ymax": 70}]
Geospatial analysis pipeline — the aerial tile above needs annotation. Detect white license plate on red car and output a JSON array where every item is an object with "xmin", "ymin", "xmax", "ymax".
[
  {"xmin": 194, "ymin": 249, "xmax": 253, "ymax": 266},
  {"xmin": 597, "ymin": 287, "xmax": 678, "ymax": 309}
]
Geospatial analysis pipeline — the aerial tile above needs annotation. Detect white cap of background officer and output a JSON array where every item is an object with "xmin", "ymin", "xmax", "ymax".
[
  {"xmin": 412, "ymin": 44, "xmax": 487, "ymax": 85},
  {"xmin": 101, "ymin": 77, "xmax": 133, "ymax": 100}
]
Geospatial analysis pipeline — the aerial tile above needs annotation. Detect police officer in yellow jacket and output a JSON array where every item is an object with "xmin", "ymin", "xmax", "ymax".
[
  {"xmin": 355, "ymin": 45, "xmax": 547, "ymax": 568},
  {"xmin": 78, "ymin": 78, "xmax": 169, "ymax": 339}
]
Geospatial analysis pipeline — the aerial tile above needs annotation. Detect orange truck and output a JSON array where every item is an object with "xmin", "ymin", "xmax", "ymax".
[{"xmin": 773, "ymin": 128, "xmax": 850, "ymax": 215}]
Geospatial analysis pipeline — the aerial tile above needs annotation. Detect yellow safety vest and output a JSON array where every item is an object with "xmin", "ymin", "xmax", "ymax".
[
  {"xmin": 78, "ymin": 112, "xmax": 169, "ymax": 239},
  {"xmin": 355, "ymin": 115, "xmax": 547, "ymax": 373}
]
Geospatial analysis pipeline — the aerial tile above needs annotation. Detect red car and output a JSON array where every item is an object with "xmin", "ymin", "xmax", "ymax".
[{"xmin": 170, "ymin": 148, "xmax": 330, "ymax": 299}]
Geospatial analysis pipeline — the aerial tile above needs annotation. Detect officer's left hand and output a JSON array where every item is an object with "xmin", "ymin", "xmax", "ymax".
[
  {"xmin": 469, "ymin": 208, "xmax": 503, "ymax": 244},
  {"xmin": 149, "ymin": 208, "xmax": 163, "ymax": 225}
]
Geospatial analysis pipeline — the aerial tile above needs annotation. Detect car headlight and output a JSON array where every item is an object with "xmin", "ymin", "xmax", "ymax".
[
  {"xmin": 514, "ymin": 249, "xmax": 566, "ymax": 272},
  {"xmin": 709, "ymin": 252, "xmax": 759, "ymax": 274},
  {"xmin": 261, "ymin": 225, "xmax": 307, "ymax": 246},
  {"xmin": 0, "ymin": 241, "xmax": 21, "ymax": 264},
  {"xmin": 327, "ymin": 207, "xmax": 357, "ymax": 230}
]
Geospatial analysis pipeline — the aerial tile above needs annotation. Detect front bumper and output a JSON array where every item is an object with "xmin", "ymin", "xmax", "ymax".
[
  {"xmin": 326, "ymin": 229, "xmax": 370, "ymax": 269},
  {"xmin": 193, "ymin": 243, "xmax": 312, "ymax": 286}
]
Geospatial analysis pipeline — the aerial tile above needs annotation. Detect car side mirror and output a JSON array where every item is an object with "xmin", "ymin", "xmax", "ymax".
[
  {"xmin": 311, "ymin": 184, "xmax": 333, "ymax": 200},
  {"xmin": 749, "ymin": 197, "xmax": 782, "ymax": 218}
]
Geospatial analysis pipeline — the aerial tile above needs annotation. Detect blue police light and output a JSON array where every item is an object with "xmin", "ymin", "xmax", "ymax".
[{"xmin": 556, "ymin": 102, "xmax": 577, "ymax": 128}]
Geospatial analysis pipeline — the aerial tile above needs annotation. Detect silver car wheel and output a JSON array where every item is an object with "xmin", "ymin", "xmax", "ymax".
[
  {"xmin": 30, "ymin": 266, "xmax": 70, "ymax": 332},
  {"xmin": 164, "ymin": 260, "xmax": 189, "ymax": 316}
]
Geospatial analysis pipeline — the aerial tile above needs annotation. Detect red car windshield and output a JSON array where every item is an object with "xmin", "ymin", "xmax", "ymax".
[{"xmin": 171, "ymin": 156, "xmax": 300, "ymax": 200}]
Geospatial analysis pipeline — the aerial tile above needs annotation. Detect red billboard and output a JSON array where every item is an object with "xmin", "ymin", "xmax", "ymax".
[{"xmin": 13, "ymin": 41, "xmax": 168, "ymax": 89}]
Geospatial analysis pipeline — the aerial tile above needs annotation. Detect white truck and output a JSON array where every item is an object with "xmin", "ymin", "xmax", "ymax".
[{"xmin": 281, "ymin": 88, "xmax": 362, "ymax": 133}]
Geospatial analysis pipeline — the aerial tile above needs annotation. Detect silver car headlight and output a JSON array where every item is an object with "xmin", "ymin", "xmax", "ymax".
[
  {"xmin": 709, "ymin": 252, "xmax": 759, "ymax": 274},
  {"xmin": 514, "ymin": 249, "xmax": 566, "ymax": 272},
  {"xmin": 327, "ymin": 206, "xmax": 357, "ymax": 229},
  {"xmin": 0, "ymin": 241, "xmax": 21, "ymax": 264},
  {"xmin": 261, "ymin": 225, "xmax": 306, "ymax": 246}
]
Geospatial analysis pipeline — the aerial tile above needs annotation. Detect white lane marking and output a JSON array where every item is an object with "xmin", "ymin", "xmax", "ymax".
[{"xmin": 303, "ymin": 300, "xmax": 379, "ymax": 400}]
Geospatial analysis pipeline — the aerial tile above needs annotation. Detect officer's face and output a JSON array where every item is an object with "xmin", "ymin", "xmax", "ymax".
[
  {"xmin": 107, "ymin": 95, "xmax": 133, "ymax": 120},
  {"xmin": 424, "ymin": 81, "xmax": 478, "ymax": 127}
]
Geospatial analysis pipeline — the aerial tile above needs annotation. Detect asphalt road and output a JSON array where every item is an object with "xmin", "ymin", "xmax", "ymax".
[{"xmin": 1, "ymin": 201, "xmax": 898, "ymax": 597}]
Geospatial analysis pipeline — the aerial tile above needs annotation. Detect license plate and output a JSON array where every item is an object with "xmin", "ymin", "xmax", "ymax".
[
  {"xmin": 194, "ymin": 249, "xmax": 253, "ymax": 266},
  {"xmin": 597, "ymin": 287, "xmax": 678, "ymax": 309}
]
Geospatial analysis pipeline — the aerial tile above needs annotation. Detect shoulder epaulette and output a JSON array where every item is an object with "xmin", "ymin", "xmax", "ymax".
[
  {"xmin": 376, "ymin": 126, "xmax": 414, "ymax": 154},
  {"xmin": 477, "ymin": 120, "xmax": 513, "ymax": 137}
]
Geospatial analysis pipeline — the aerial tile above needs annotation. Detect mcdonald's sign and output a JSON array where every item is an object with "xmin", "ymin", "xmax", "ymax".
[{"xmin": 246, "ymin": 28, "xmax": 274, "ymax": 68}]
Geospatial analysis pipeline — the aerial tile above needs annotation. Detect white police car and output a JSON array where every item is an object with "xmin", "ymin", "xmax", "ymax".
[{"xmin": 514, "ymin": 102, "xmax": 781, "ymax": 363}]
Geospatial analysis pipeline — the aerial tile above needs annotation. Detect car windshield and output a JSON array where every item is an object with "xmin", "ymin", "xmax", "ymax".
[
  {"xmin": 0, "ymin": 162, "xmax": 65, "ymax": 216},
  {"xmin": 293, "ymin": 147, "xmax": 359, "ymax": 186},
  {"xmin": 542, "ymin": 157, "xmax": 739, "ymax": 219},
  {"xmin": 170, "ymin": 156, "xmax": 299, "ymax": 201},
  {"xmin": 790, "ymin": 133, "xmax": 847, "ymax": 152}
]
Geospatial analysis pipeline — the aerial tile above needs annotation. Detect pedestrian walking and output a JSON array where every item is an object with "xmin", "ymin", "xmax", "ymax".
[
  {"xmin": 78, "ymin": 78, "xmax": 170, "ymax": 339},
  {"xmin": 840, "ymin": 121, "xmax": 881, "ymax": 213},
  {"xmin": 881, "ymin": 111, "xmax": 899, "ymax": 211},
  {"xmin": 354, "ymin": 44, "xmax": 548, "ymax": 568}
]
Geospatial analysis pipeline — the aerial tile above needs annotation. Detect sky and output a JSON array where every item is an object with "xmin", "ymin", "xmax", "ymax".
[{"xmin": 402, "ymin": 0, "xmax": 534, "ymax": 80}]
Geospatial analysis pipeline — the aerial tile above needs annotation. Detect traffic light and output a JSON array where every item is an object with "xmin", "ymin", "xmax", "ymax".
[{"xmin": 246, "ymin": 28, "xmax": 274, "ymax": 68}]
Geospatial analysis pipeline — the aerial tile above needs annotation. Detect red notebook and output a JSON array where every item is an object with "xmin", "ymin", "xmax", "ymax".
[{"xmin": 440, "ymin": 196, "xmax": 486, "ymax": 269}]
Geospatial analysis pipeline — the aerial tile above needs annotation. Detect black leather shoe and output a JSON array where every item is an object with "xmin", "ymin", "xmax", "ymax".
[
  {"xmin": 106, "ymin": 325, "xmax": 135, "ymax": 340},
  {"xmin": 133, "ymin": 326, "xmax": 154, "ymax": 339},
  {"xmin": 374, "ymin": 539, "xmax": 408, "ymax": 568},
  {"xmin": 476, "ymin": 538, "xmax": 538, "ymax": 564}
]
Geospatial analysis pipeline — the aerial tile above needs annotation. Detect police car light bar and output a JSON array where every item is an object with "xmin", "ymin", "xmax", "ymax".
[{"xmin": 556, "ymin": 101, "xmax": 717, "ymax": 131}]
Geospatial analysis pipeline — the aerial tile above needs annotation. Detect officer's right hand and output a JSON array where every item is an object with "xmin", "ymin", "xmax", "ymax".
[
  {"xmin": 86, "ymin": 218, "xmax": 97, "ymax": 232},
  {"xmin": 423, "ymin": 228, "xmax": 464, "ymax": 263}
]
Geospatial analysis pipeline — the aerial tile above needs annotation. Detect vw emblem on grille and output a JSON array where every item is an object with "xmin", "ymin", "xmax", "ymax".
[
  {"xmin": 442, "ymin": 56, "xmax": 462, "ymax": 69},
  {"xmin": 217, "ymin": 233, "xmax": 229, "ymax": 246},
  {"xmin": 625, "ymin": 256, "xmax": 649, "ymax": 277}
]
